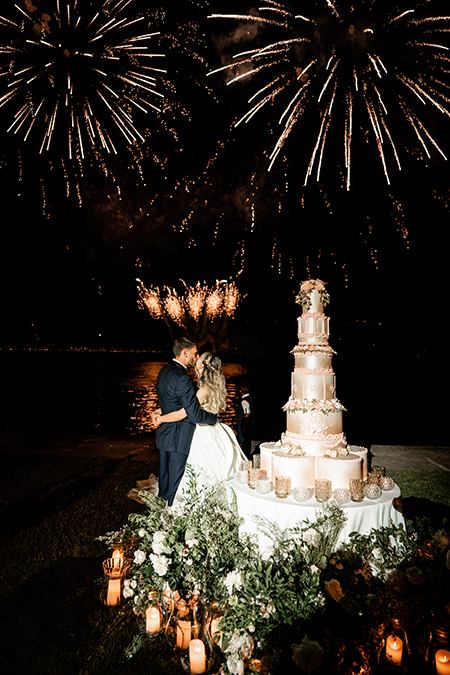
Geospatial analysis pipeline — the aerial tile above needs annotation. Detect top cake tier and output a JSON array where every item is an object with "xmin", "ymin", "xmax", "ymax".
[
  {"xmin": 295, "ymin": 279, "xmax": 330, "ymax": 315},
  {"xmin": 295, "ymin": 280, "xmax": 331, "ymax": 345},
  {"xmin": 303, "ymin": 288, "xmax": 323, "ymax": 315}
]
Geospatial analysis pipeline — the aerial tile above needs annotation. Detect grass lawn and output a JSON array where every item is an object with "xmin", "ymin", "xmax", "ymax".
[{"xmin": 0, "ymin": 453, "xmax": 449, "ymax": 675}]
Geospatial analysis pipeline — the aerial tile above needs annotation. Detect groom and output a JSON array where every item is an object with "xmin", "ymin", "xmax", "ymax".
[{"xmin": 155, "ymin": 337, "xmax": 218, "ymax": 505}]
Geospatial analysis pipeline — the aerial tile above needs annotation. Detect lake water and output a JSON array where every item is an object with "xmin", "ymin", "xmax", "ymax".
[
  {"xmin": 0, "ymin": 350, "xmax": 448, "ymax": 447},
  {"xmin": 0, "ymin": 351, "xmax": 252, "ymax": 436}
]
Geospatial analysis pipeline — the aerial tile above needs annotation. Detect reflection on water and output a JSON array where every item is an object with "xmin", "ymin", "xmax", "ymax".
[
  {"xmin": 0, "ymin": 352, "xmax": 252, "ymax": 437},
  {"xmin": 117, "ymin": 362, "xmax": 249, "ymax": 435}
]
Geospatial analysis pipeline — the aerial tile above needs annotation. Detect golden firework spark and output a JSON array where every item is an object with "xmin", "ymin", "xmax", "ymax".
[
  {"xmin": 209, "ymin": 0, "xmax": 450, "ymax": 188},
  {"xmin": 137, "ymin": 278, "xmax": 244, "ymax": 327}
]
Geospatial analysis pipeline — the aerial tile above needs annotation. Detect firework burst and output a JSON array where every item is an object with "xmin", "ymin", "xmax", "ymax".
[
  {"xmin": 136, "ymin": 278, "xmax": 244, "ymax": 351},
  {"xmin": 137, "ymin": 279, "xmax": 243, "ymax": 324},
  {"xmin": 0, "ymin": 0, "xmax": 166, "ymax": 161},
  {"xmin": 209, "ymin": 0, "xmax": 450, "ymax": 188}
]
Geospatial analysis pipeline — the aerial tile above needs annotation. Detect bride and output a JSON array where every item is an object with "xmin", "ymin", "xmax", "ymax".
[{"xmin": 153, "ymin": 351, "xmax": 246, "ymax": 501}]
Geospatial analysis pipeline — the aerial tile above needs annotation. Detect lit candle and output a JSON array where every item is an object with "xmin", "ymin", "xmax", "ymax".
[
  {"xmin": 106, "ymin": 578, "xmax": 121, "ymax": 606},
  {"xmin": 176, "ymin": 620, "xmax": 191, "ymax": 649},
  {"xmin": 145, "ymin": 606, "xmax": 161, "ymax": 634},
  {"xmin": 189, "ymin": 639, "xmax": 206, "ymax": 674},
  {"xmin": 436, "ymin": 650, "xmax": 450, "ymax": 675},
  {"xmin": 386, "ymin": 634, "xmax": 403, "ymax": 663},
  {"xmin": 112, "ymin": 548, "xmax": 124, "ymax": 562}
]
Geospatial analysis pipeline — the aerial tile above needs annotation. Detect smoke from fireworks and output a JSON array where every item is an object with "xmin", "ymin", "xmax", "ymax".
[
  {"xmin": 209, "ymin": 0, "xmax": 450, "ymax": 188},
  {"xmin": 0, "ymin": 0, "xmax": 166, "ymax": 162}
]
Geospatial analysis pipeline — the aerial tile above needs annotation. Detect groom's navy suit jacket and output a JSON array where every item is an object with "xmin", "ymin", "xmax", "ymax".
[{"xmin": 155, "ymin": 360, "xmax": 217, "ymax": 456}]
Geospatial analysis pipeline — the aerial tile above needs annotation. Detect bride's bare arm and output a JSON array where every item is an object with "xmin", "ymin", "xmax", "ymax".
[
  {"xmin": 154, "ymin": 407, "xmax": 187, "ymax": 424},
  {"xmin": 153, "ymin": 389, "xmax": 208, "ymax": 425}
]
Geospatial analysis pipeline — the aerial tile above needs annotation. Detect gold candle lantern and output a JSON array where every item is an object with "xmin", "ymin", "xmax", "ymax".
[
  {"xmin": 274, "ymin": 475, "xmax": 291, "ymax": 499},
  {"xmin": 315, "ymin": 478, "xmax": 331, "ymax": 503}
]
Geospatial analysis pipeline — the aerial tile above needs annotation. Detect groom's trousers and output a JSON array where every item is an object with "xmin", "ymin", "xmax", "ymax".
[{"xmin": 158, "ymin": 448, "xmax": 187, "ymax": 506}]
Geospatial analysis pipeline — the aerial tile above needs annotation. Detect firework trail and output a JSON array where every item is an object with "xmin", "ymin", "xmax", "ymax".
[
  {"xmin": 0, "ymin": 0, "xmax": 166, "ymax": 162},
  {"xmin": 209, "ymin": 0, "xmax": 450, "ymax": 188}
]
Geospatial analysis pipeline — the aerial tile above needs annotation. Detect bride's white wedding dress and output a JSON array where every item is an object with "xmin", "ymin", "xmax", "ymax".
[{"xmin": 175, "ymin": 421, "xmax": 246, "ymax": 502}]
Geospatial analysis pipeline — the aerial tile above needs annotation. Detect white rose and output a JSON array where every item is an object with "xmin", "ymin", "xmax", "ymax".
[
  {"xmin": 138, "ymin": 529, "xmax": 147, "ymax": 538},
  {"xmin": 152, "ymin": 531, "xmax": 172, "ymax": 555},
  {"xmin": 133, "ymin": 550, "xmax": 146, "ymax": 565},
  {"xmin": 150, "ymin": 553, "xmax": 171, "ymax": 576},
  {"xmin": 226, "ymin": 654, "xmax": 244, "ymax": 675},
  {"xmin": 302, "ymin": 528, "xmax": 319, "ymax": 546},
  {"xmin": 261, "ymin": 546, "xmax": 275, "ymax": 561},
  {"xmin": 224, "ymin": 570, "xmax": 243, "ymax": 595},
  {"xmin": 123, "ymin": 580, "xmax": 135, "ymax": 598}
]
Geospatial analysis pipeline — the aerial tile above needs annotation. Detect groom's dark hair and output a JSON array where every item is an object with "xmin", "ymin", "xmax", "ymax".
[{"xmin": 173, "ymin": 337, "xmax": 197, "ymax": 357}]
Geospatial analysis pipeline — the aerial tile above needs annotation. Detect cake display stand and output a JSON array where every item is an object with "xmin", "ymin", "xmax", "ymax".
[{"xmin": 231, "ymin": 477, "xmax": 405, "ymax": 553}]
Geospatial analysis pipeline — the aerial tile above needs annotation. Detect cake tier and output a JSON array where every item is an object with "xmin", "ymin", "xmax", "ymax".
[
  {"xmin": 281, "ymin": 431, "xmax": 347, "ymax": 456},
  {"xmin": 291, "ymin": 344, "xmax": 335, "ymax": 369},
  {"xmin": 286, "ymin": 408, "xmax": 343, "ymax": 438},
  {"xmin": 301, "ymin": 287, "xmax": 324, "ymax": 314},
  {"xmin": 348, "ymin": 446, "xmax": 368, "ymax": 480},
  {"xmin": 316, "ymin": 453, "xmax": 363, "ymax": 490},
  {"xmin": 298, "ymin": 313, "xmax": 330, "ymax": 345},
  {"xmin": 292, "ymin": 369, "xmax": 336, "ymax": 400},
  {"xmin": 294, "ymin": 353, "xmax": 332, "ymax": 370},
  {"xmin": 271, "ymin": 451, "xmax": 315, "ymax": 489},
  {"xmin": 260, "ymin": 442, "xmax": 277, "ymax": 479}
]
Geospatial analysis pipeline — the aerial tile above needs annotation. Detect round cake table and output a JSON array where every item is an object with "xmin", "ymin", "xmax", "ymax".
[{"xmin": 231, "ymin": 477, "xmax": 405, "ymax": 551}]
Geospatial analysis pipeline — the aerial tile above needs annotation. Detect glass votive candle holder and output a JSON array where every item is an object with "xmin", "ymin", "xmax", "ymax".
[
  {"xmin": 248, "ymin": 467, "xmax": 261, "ymax": 489},
  {"xmin": 252, "ymin": 454, "xmax": 261, "ymax": 469},
  {"xmin": 372, "ymin": 465, "xmax": 386, "ymax": 478},
  {"xmin": 367, "ymin": 471, "xmax": 381, "ymax": 487},
  {"xmin": 364, "ymin": 482, "xmax": 382, "ymax": 499},
  {"xmin": 349, "ymin": 478, "xmax": 364, "ymax": 502},
  {"xmin": 333, "ymin": 487, "xmax": 351, "ymax": 505},
  {"xmin": 381, "ymin": 476, "xmax": 395, "ymax": 491},
  {"xmin": 240, "ymin": 460, "xmax": 252, "ymax": 471},
  {"xmin": 292, "ymin": 486, "xmax": 311, "ymax": 502},
  {"xmin": 236, "ymin": 469, "xmax": 248, "ymax": 484},
  {"xmin": 274, "ymin": 475, "xmax": 291, "ymax": 499},
  {"xmin": 255, "ymin": 476, "xmax": 272, "ymax": 495},
  {"xmin": 315, "ymin": 478, "xmax": 332, "ymax": 503}
]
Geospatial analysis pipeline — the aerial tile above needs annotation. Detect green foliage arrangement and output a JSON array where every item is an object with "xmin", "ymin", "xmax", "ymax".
[{"xmin": 99, "ymin": 471, "xmax": 450, "ymax": 675}]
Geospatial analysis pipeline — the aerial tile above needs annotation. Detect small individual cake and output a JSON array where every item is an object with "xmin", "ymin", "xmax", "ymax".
[
  {"xmin": 271, "ymin": 451, "xmax": 315, "ymax": 489},
  {"xmin": 315, "ymin": 453, "xmax": 363, "ymax": 491},
  {"xmin": 348, "ymin": 446, "xmax": 368, "ymax": 480},
  {"xmin": 260, "ymin": 442, "xmax": 278, "ymax": 479}
]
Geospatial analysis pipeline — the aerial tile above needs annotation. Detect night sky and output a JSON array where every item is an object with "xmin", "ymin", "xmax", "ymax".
[{"xmin": 0, "ymin": 0, "xmax": 449, "ymax": 356}]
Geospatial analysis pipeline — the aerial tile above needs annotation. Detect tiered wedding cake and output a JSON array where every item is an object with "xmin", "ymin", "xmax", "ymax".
[{"xmin": 260, "ymin": 280, "xmax": 368, "ymax": 491}]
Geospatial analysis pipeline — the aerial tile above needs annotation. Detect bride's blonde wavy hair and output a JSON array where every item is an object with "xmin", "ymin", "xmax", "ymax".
[{"xmin": 196, "ymin": 351, "xmax": 227, "ymax": 414}]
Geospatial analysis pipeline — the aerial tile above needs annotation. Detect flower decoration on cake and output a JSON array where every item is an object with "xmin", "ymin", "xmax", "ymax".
[
  {"xmin": 291, "ymin": 344, "xmax": 337, "ymax": 356},
  {"xmin": 274, "ymin": 440, "xmax": 306, "ymax": 456},
  {"xmin": 282, "ymin": 397, "xmax": 346, "ymax": 415},
  {"xmin": 324, "ymin": 446, "xmax": 349, "ymax": 458},
  {"xmin": 295, "ymin": 279, "xmax": 330, "ymax": 311}
]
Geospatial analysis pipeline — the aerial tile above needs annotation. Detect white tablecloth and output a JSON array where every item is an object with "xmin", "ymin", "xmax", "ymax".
[{"xmin": 231, "ymin": 477, "xmax": 405, "ymax": 551}]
